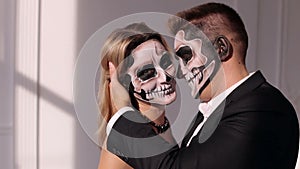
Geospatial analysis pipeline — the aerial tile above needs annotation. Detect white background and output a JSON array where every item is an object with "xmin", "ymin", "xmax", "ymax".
[{"xmin": 1, "ymin": 0, "xmax": 300, "ymax": 169}]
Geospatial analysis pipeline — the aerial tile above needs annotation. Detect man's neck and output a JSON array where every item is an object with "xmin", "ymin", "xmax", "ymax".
[
  {"xmin": 199, "ymin": 64, "xmax": 249, "ymax": 103},
  {"xmin": 223, "ymin": 62, "xmax": 249, "ymax": 89}
]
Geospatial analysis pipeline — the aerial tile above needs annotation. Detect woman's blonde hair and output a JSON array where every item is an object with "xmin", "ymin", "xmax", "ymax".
[{"xmin": 97, "ymin": 23, "xmax": 170, "ymax": 144}]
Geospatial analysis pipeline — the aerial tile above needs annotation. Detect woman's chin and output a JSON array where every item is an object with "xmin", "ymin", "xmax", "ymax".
[
  {"xmin": 149, "ymin": 92, "xmax": 177, "ymax": 105},
  {"xmin": 135, "ymin": 91, "xmax": 177, "ymax": 107}
]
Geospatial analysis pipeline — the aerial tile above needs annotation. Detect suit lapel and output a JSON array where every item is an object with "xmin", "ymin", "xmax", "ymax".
[
  {"xmin": 193, "ymin": 71, "xmax": 266, "ymax": 144},
  {"xmin": 221, "ymin": 71, "xmax": 266, "ymax": 119},
  {"xmin": 197, "ymin": 100, "xmax": 225, "ymax": 143},
  {"xmin": 181, "ymin": 111, "xmax": 204, "ymax": 147},
  {"xmin": 225, "ymin": 71, "xmax": 266, "ymax": 107}
]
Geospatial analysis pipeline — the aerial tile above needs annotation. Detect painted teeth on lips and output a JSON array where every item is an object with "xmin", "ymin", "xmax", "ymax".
[
  {"xmin": 146, "ymin": 84, "xmax": 171, "ymax": 94},
  {"xmin": 145, "ymin": 85, "xmax": 174, "ymax": 99},
  {"xmin": 187, "ymin": 68, "xmax": 201, "ymax": 83}
]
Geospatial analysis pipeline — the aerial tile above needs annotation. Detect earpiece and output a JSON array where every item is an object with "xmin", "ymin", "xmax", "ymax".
[{"xmin": 213, "ymin": 35, "xmax": 233, "ymax": 61}]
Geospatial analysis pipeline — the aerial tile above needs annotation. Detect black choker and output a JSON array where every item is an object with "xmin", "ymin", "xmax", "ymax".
[{"xmin": 149, "ymin": 117, "xmax": 170, "ymax": 134}]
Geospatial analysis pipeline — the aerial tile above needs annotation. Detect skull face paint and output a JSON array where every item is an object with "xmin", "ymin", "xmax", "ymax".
[
  {"xmin": 175, "ymin": 30, "xmax": 220, "ymax": 98},
  {"xmin": 123, "ymin": 39, "xmax": 176, "ymax": 105}
]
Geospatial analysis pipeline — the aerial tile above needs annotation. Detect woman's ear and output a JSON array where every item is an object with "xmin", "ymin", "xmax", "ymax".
[
  {"xmin": 213, "ymin": 35, "xmax": 233, "ymax": 61},
  {"xmin": 107, "ymin": 61, "xmax": 119, "ymax": 84},
  {"xmin": 108, "ymin": 62, "xmax": 116, "ymax": 78},
  {"xmin": 109, "ymin": 61, "xmax": 131, "ymax": 90}
]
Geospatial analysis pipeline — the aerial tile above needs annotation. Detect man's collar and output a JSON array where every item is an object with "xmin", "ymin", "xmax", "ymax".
[{"xmin": 198, "ymin": 71, "xmax": 255, "ymax": 117}]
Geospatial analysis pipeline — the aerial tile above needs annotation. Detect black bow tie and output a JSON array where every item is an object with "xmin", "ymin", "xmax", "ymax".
[{"xmin": 181, "ymin": 111, "xmax": 204, "ymax": 147}]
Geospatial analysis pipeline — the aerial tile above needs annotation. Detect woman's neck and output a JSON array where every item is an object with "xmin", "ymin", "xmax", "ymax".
[
  {"xmin": 139, "ymin": 102, "xmax": 166, "ymax": 125},
  {"xmin": 138, "ymin": 101, "xmax": 175, "ymax": 144}
]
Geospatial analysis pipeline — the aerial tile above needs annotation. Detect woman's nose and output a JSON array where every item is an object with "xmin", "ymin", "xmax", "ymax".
[{"xmin": 156, "ymin": 68, "xmax": 167, "ymax": 83}]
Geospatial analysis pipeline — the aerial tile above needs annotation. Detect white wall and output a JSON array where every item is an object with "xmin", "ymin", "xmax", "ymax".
[
  {"xmin": 0, "ymin": 0, "xmax": 15, "ymax": 169},
  {"xmin": 39, "ymin": 0, "xmax": 99, "ymax": 169},
  {"xmin": 280, "ymin": 0, "xmax": 300, "ymax": 115}
]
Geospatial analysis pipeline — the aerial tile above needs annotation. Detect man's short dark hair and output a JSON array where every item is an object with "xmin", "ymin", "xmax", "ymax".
[{"xmin": 169, "ymin": 2, "xmax": 248, "ymax": 63}]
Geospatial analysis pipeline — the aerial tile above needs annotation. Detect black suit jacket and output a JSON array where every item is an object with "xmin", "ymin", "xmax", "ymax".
[{"xmin": 107, "ymin": 71, "xmax": 299, "ymax": 169}]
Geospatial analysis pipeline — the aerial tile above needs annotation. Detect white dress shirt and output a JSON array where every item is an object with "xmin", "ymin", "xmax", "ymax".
[{"xmin": 186, "ymin": 72, "xmax": 255, "ymax": 146}]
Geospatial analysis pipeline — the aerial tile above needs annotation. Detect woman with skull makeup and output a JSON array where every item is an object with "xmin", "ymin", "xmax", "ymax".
[{"xmin": 97, "ymin": 22, "xmax": 178, "ymax": 169}]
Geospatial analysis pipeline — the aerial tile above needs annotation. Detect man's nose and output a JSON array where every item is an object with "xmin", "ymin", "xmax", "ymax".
[
  {"xmin": 176, "ymin": 65, "xmax": 184, "ymax": 79},
  {"xmin": 176, "ymin": 64, "xmax": 189, "ymax": 79}
]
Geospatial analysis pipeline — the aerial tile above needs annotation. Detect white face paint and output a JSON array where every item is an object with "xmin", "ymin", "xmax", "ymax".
[
  {"xmin": 124, "ymin": 39, "xmax": 176, "ymax": 105},
  {"xmin": 174, "ymin": 30, "xmax": 218, "ymax": 98}
]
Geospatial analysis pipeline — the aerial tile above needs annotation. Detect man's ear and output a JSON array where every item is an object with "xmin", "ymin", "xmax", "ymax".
[{"xmin": 213, "ymin": 35, "xmax": 233, "ymax": 61}]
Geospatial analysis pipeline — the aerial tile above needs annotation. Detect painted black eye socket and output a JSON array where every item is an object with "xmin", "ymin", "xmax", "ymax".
[
  {"xmin": 160, "ymin": 52, "xmax": 173, "ymax": 70},
  {"xmin": 137, "ymin": 64, "xmax": 157, "ymax": 81},
  {"xmin": 176, "ymin": 46, "xmax": 193, "ymax": 65}
]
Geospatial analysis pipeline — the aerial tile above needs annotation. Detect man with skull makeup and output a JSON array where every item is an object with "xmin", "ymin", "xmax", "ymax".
[{"xmin": 106, "ymin": 2, "xmax": 299, "ymax": 169}]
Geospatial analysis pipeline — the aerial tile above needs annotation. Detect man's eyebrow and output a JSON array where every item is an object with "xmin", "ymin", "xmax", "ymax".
[{"xmin": 154, "ymin": 43, "xmax": 167, "ymax": 56}]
